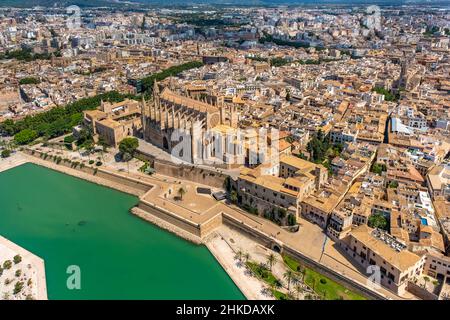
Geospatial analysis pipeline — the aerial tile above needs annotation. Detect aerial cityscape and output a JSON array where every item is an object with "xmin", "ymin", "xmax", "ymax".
[{"xmin": 0, "ymin": 0, "xmax": 449, "ymax": 303}]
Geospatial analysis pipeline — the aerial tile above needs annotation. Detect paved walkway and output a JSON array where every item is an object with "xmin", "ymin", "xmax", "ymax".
[
  {"xmin": 0, "ymin": 152, "xmax": 27, "ymax": 173},
  {"xmin": 205, "ymin": 231, "xmax": 274, "ymax": 300},
  {"xmin": 0, "ymin": 235, "xmax": 47, "ymax": 300}
]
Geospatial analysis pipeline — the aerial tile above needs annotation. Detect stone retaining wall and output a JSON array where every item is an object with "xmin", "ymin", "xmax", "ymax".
[
  {"xmin": 131, "ymin": 207, "xmax": 202, "ymax": 245},
  {"xmin": 23, "ymin": 149, "xmax": 153, "ymax": 195},
  {"xmin": 136, "ymin": 150, "xmax": 227, "ymax": 188}
]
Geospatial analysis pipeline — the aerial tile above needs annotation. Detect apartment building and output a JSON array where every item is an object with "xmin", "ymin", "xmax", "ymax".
[
  {"xmin": 236, "ymin": 155, "xmax": 327, "ymax": 223},
  {"xmin": 341, "ymin": 225, "xmax": 425, "ymax": 295},
  {"xmin": 423, "ymin": 251, "xmax": 450, "ymax": 281}
]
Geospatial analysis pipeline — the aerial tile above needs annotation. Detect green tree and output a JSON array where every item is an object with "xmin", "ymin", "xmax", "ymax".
[
  {"xmin": 1, "ymin": 149, "xmax": 11, "ymax": 158},
  {"xmin": 3, "ymin": 260, "xmax": 12, "ymax": 269},
  {"xmin": 292, "ymin": 277, "xmax": 302, "ymax": 299},
  {"xmin": 119, "ymin": 137, "xmax": 139, "ymax": 158},
  {"xmin": 389, "ymin": 180, "xmax": 399, "ymax": 188},
  {"xmin": 13, "ymin": 255, "xmax": 22, "ymax": 264},
  {"xmin": 371, "ymin": 163, "xmax": 386, "ymax": 175},
  {"xmin": 287, "ymin": 214, "xmax": 297, "ymax": 226},
  {"xmin": 284, "ymin": 270, "xmax": 294, "ymax": 291},
  {"xmin": 368, "ymin": 213, "xmax": 389, "ymax": 231},
  {"xmin": 84, "ymin": 140, "xmax": 94, "ymax": 160},
  {"xmin": 267, "ymin": 253, "xmax": 277, "ymax": 271},
  {"xmin": 13, "ymin": 281, "xmax": 24, "ymax": 295},
  {"xmin": 98, "ymin": 137, "xmax": 109, "ymax": 152},
  {"xmin": 122, "ymin": 152, "xmax": 132, "ymax": 173},
  {"xmin": 19, "ymin": 77, "xmax": 40, "ymax": 85},
  {"xmin": 0, "ymin": 91, "xmax": 138, "ymax": 140},
  {"xmin": 235, "ymin": 249, "xmax": 243, "ymax": 261},
  {"xmin": 14, "ymin": 129, "xmax": 37, "ymax": 145}
]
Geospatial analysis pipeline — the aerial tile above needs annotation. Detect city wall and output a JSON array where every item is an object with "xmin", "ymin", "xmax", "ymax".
[
  {"xmin": 406, "ymin": 281, "xmax": 439, "ymax": 300},
  {"xmin": 138, "ymin": 200, "xmax": 203, "ymax": 237},
  {"xmin": 136, "ymin": 150, "xmax": 227, "ymax": 188},
  {"xmin": 23, "ymin": 149, "xmax": 153, "ymax": 196},
  {"xmin": 222, "ymin": 213, "xmax": 385, "ymax": 300}
]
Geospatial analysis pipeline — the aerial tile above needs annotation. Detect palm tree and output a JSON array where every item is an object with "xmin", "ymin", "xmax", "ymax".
[
  {"xmin": 85, "ymin": 141, "xmax": 94, "ymax": 161},
  {"xmin": 284, "ymin": 270, "xmax": 294, "ymax": 291},
  {"xmin": 235, "ymin": 249, "xmax": 243, "ymax": 261},
  {"xmin": 267, "ymin": 253, "xmax": 276, "ymax": 271},
  {"xmin": 177, "ymin": 187, "xmax": 186, "ymax": 201},
  {"xmin": 292, "ymin": 277, "xmax": 302, "ymax": 300},
  {"xmin": 122, "ymin": 152, "xmax": 132, "ymax": 173}
]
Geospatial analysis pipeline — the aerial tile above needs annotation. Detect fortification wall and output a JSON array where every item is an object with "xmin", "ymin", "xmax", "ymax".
[
  {"xmin": 23, "ymin": 149, "xmax": 153, "ymax": 195},
  {"xmin": 136, "ymin": 149, "xmax": 227, "ymax": 188},
  {"xmin": 138, "ymin": 200, "xmax": 202, "ymax": 237}
]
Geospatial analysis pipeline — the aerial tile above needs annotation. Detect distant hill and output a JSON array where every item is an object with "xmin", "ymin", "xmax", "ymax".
[
  {"xmin": 0, "ymin": 0, "xmax": 447, "ymax": 8},
  {"xmin": 0, "ymin": 1, "xmax": 132, "ymax": 8}
]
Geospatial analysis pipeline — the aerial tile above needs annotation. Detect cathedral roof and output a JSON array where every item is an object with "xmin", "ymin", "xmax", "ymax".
[{"xmin": 159, "ymin": 88, "xmax": 219, "ymax": 114}]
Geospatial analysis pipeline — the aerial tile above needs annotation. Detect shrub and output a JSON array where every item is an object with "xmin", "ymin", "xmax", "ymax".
[
  {"xmin": 3, "ymin": 260, "xmax": 12, "ymax": 269},
  {"xmin": 89, "ymin": 160, "xmax": 95, "ymax": 165},
  {"xmin": 95, "ymin": 161, "xmax": 102, "ymax": 166},
  {"xmin": 119, "ymin": 137, "xmax": 139, "ymax": 158},
  {"xmin": 1, "ymin": 149, "xmax": 11, "ymax": 158},
  {"xmin": 320, "ymin": 278, "xmax": 327, "ymax": 285},
  {"xmin": 13, "ymin": 281, "xmax": 24, "ymax": 295},
  {"xmin": 13, "ymin": 255, "xmax": 22, "ymax": 264}
]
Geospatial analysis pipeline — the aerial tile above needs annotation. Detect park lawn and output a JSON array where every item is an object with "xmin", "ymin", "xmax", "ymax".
[
  {"xmin": 246, "ymin": 261, "xmax": 279, "ymax": 287},
  {"xmin": 271, "ymin": 289, "xmax": 290, "ymax": 300},
  {"xmin": 282, "ymin": 254, "xmax": 366, "ymax": 300},
  {"xmin": 304, "ymin": 268, "xmax": 366, "ymax": 300},
  {"xmin": 283, "ymin": 254, "xmax": 302, "ymax": 272}
]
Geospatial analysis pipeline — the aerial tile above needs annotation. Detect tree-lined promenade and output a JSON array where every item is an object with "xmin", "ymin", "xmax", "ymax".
[{"xmin": 0, "ymin": 61, "xmax": 204, "ymax": 146}]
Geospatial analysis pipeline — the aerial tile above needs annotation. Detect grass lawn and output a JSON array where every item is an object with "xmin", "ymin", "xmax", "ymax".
[
  {"xmin": 246, "ymin": 261, "xmax": 281, "ymax": 288},
  {"xmin": 271, "ymin": 289, "xmax": 290, "ymax": 300},
  {"xmin": 282, "ymin": 255, "xmax": 366, "ymax": 300}
]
